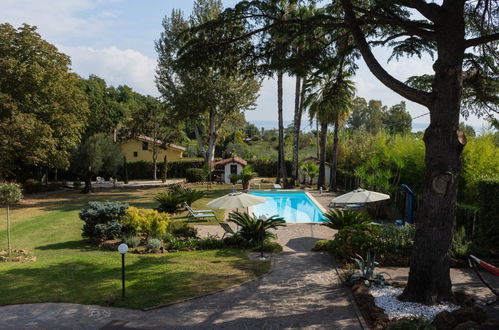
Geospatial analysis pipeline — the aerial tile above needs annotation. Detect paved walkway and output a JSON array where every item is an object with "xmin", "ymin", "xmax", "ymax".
[{"xmin": 0, "ymin": 224, "xmax": 362, "ymax": 329}]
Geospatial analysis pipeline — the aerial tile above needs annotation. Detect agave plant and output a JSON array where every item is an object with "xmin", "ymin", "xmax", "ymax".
[
  {"xmin": 349, "ymin": 251, "xmax": 389, "ymax": 286},
  {"xmin": 322, "ymin": 208, "xmax": 371, "ymax": 230},
  {"xmin": 228, "ymin": 211, "xmax": 286, "ymax": 245}
]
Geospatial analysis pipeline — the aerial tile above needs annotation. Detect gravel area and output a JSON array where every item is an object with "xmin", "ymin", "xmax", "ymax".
[{"xmin": 370, "ymin": 286, "xmax": 460, "ymax": 320}]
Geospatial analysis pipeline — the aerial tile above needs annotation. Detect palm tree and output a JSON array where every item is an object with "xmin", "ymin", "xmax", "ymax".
[{"xmin": 305, "ymin": 70, "xmax": 355, "ymax": 190}]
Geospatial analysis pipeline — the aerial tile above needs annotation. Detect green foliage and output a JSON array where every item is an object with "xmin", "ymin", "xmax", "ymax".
[
  {"xmin": 252, "ymin": 241, "xmax": 283, "ymax": 253},
  {"xmin": 123, "ymin": 235, "xmax": 141, "ymax": 248},
  {"xmin": 146, "ymin": 238, "xmax": 162, "ymax": 251},
  {"xmin": 167, "ymin": 221, "xmax": 198, "ymax": 239},
  {"xmin": 349, "ymin": 252, "xmax": 388, "ymax": 286},
  {"xmin": 235, "ymin": 165, "xmax": 257, "ymax": 185},
  {"xmin": 22, "ymin": 179, "xmax": 43, "ymax": 194},
  {"xmin": 121, "ymin": 207, "xmax": 169, "ymax": 239},
  {"xmin": 0, "ymin": 23, "xmax": 89, "ymax": 178},
  {"xmin": 227, "ymin": 211, "xmax": 286, "ymax": 246},
  {"xmin": 312, "ymin": 239, "xmax": 334, "ymax": 252},
  {"xmin": 196, "ymin": 235, "xmax": 226, "ymax": 250},
  {"xmin": 330, "ymin": 224, "xmax": 383, "ymax": 260},
  {"xmin": 249, "ymin": 159, "xmax": 292, "ymax": 177},
  {"xmin": 322, "ymin": 209, "xmax": 372, "ymax": 230},
  {"xmin": 383, "ymin": 101, "xmax": 412, "ymax": 135},
  {"xmin": 119, "ymin": 159, "xmax": 206, "ymax": 180},
  {"xmin": 461, "ymin": 134, "xmax": 499, "ymax": 203},
  {"xmin": 451, "ymin": 226, "xmax": 472, "ymax": 258},
  {"xmin": 379, "ymin": 224, "xmax": 415, "ymax": 261},
  {"xmin": 154, "ymin": 191, "xmax": 185, "ymax": 214},
  {"xmin": 0, "ymin": 182, "xmax": 23, "ymax": 204},
  {"xmin": 71, "ymin": 133, "xmax": 123, "ymax": 191},
  {"xmin": 73, "ymin": 180, "xmax": 82, "ymax": 188},
  {"xmin": 185, "ymin": 168, "xmax": 207, "ymax": 182},
  {"xmin": 390, "ymin": 317, "xmax": 435, "ymax": 330},
  {"xmin": 171, "ymin": 186, "xmax": 205, "ymax": 206},
  {"xmin": 299, "ymin": 162, "xmax": 319, "ymax": 185},
  {"xmin": 164, "ymin": 236, "xmax": 198, "ymax": 250},
  {"xmin": 79, "ymin": 201, "xmax": 129, "ymax": 241},
  {"xmin": 477, "ymin": 178, "xmax": 499, "ymax": 248}
]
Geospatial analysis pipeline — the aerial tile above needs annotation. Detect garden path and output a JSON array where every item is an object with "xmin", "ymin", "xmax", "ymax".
[{"xmin": 0, "ymin": 223, "xmax": 363, "ymax": 329}]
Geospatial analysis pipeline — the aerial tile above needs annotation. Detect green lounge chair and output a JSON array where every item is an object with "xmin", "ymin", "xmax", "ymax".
[
  {"xmin": 220, "ymin": 222, "xmax": 237, "ymax": 238},
  {"xmin": 183, "ymin": 202, "xmax": 213, "ymax": 214}
]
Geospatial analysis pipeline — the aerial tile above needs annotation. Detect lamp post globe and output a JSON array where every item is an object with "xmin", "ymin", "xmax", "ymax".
[{"xmin": 118, "ymin": 243, "xmax": 128, "ymax": 254}]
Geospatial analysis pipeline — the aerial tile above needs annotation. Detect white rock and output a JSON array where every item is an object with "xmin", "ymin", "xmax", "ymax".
[{"xmin": 370, "ymin": 286, "xmax": 460, "ymax": 320}]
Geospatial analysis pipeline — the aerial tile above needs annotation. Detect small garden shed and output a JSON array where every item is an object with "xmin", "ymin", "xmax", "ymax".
[
  {"xmin": 212, "ymin": 157, "xmax": 248, "ymax": 183},
  {"xmin": 298, "ymin": 157, "xmax": 332, "ymax": 185}
]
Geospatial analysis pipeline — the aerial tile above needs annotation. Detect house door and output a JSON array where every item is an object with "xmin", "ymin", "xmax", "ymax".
[{"xmin": 230, "ymin": 164, "xmax": 238, "ymax": 175}]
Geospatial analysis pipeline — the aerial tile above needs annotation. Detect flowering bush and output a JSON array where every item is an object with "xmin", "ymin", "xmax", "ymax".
[{"xmin": 121, "ymin": 207, "xmax": 169, "ymax": 239}]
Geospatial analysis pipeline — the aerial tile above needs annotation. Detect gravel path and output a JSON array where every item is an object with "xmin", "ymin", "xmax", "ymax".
[{"xmin": 0, "ymin": 224, "xmax": 362, "ymax": 329}]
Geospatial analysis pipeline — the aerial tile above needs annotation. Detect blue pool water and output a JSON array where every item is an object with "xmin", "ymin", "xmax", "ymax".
[{"xmin": 249, "ymin": 191, "xmax": 326, "ymax": 223}]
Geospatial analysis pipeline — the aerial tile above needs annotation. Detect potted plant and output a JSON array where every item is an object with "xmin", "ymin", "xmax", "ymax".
[{"xmin": 238, "ymin": 166, "xmax": 257, "ymax": 190}]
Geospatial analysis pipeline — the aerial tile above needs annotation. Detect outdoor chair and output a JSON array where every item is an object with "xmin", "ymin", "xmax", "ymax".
[
  {"xmin": 220, "ymin": 222, "xmax": 238, "ymax": 238},
  {"xmin": 469, "ymin": 255, "xmax": 499, "ymax": 305},
  {"xmin": 273, "ymin": 184, "xmax": 282, "ymax": 190},
  {"xmin": 183, "ymin": 202, "xmax": 213, "ymax": 214},
  {"xmin": 187, "ymin": 208, "xmax": 218, "ymax": 221}
]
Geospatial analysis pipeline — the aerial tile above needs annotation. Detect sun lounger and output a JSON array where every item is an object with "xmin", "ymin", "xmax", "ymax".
[
  {"xmin": 273, "ymin": 184, "xmax": 282, "ymax": 189},
  {"xmin": 187, "ymin": 209, "xmax": 217, "ymax": 221},
  {"xmin": 220, "ymin": 222, "xmax": 237, "ymax": 238},
  {"xmin": 183, "ymin": 202, "xmax": 212, "ymax": 214}
]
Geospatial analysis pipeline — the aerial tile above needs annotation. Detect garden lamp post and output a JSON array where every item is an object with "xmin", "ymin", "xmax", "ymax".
[
  {"xmin": 118, "ymin": 243, "xmax": 128, "ymax": 298},
  {"xmin": 258, "ymin": 215, "xmax": 267, "ymax": 260}
]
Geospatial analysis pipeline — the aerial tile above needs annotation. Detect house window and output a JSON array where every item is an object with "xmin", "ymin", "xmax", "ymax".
[
  {"xmin": 142, "ymin": 141, "xmax": 148, "ymax": 150},
  {"xmin": 230, "ymin": 164, "xmax": 238, "ymax": 175},
  {"xmin": 133, "ymin": 152, "xmax": 138, "ymax": 158}
]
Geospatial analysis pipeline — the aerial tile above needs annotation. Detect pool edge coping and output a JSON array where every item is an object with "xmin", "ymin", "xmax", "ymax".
[{"xmin": 304, "ymin": 191, "xmax": 328, "ymax": 214}]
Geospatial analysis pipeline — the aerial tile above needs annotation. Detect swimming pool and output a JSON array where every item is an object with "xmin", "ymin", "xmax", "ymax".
[{"xmin": 249, "ymin": 191, "xmax": 326, "ymax": 223}]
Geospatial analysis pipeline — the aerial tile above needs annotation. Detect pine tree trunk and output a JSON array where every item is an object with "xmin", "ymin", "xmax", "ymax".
[
  {"xmin": 83, "ymin": 175, "xmax": 93, "ymax": 194},
  {"xmin": 277, "ymin": 72, "xmax": 287, "ymax": 186},
  {"xmin": 7, "ymin": 204, "xmax": 11, "ymax": 253},
  {"xmin": 291, "ymin": 75, "xmax": 302, "ymax": 187},
  {"xmin": 205, "ymin": 109, "xmax": 218, "ymax": 168},
  {"xmin": 330, "ymin": 120, "xmax": 340, "ymax": 191},
  {"xmin": 317, "ymin": 121, "xmax": 328, "ymax": 189},
  {"xmin": 400, "ymin": 4, "xmax": 466, "ymax": 304},
  {"xmin": 123, "ymin": 156, "xmax": 129, "ymax": 184},
  {"xmin": 162, "ymin": 155, "xmax": 168, "ymax": 183}
]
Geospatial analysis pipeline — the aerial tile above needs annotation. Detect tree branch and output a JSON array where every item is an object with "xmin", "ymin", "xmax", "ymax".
[
  {"xmin": 396, "ymin": 0, "xmax": 442, "ymax": 22},
  {"xmin": 464, "ymin": 32, "xmax": 499, "ymax": 48},
  {"xmin": 341, "ymin": 0, "xmax": 432, "ymax": 107}
]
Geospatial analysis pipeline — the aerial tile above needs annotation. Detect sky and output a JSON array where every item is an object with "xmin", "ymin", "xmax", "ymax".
[{"xmin": 0, "ymin": 0, "xmax": 490, "ymax": 130}]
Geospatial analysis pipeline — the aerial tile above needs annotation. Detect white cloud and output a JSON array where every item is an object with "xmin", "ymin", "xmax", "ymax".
[
  {"xmin": 0, "ymin": 0, "xmax": 119, "ymax": 42},
  {"xmin": 59, "ymin": 45, "xmax": 158, "ymax": 96}
]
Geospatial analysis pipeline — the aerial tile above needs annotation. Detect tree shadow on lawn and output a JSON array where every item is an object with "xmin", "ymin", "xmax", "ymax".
[
  {"xmin": 36, "ymin": 239, "xmax": 96, "ymax": 252},
  {"xmin": 0, "ymin": 251, "xmax": 264, "ymax": 309}
]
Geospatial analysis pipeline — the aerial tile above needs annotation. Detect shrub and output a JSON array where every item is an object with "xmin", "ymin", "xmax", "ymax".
[
  {"xmin": 451, "ymin": 226, "xmax": 472, "ymax": 258},
  {"xmin": 348, "ymin": 252, "xmax": 388, "ymax": 286},
  {"xmin": 164, "ymin": 236, "xmax": 198, "ymax": 250},
  {"xmin": 169, "ymin": 186, "xmax": 204, "ymax": 206},
  {"xmin": 121, "ymin": 207, "xmax": 169, "ymax": 239},
  {"xmin": 248, "ymin": 159, "xmax": 292, "ymax": 177},
  {"xmin": 185, "ymin": 168, "xmax": 207, "ymax": 182},
  {"xmin": 330, "ymin": 223, "xmax": 383, "ymax": 260},
  {"xmin": 23, "ymin": 179, "xmax": 43, "ymax": 194},
  {"xmin": 123, "ymin": 235, "xmax": 141, "ymax": 248},
  {"xmin": 391, "ymin": 317, "xmax": 435, "ymax": 330},
  {"xmin": 196, "ymin": 235, "xmax": 226, "ymax": 250},
  {"xmin": 322, "ymin": 209, "xmax": 372, "ymax": 230},
  {"xmin": 73, "ymin": 179, "xmax": 82, "ymax": 188},
  {"xmin": 146, "ymin": 238, "xmax": 162, "ymax": 251},
  {"xmin": 477, "ymin": 178, "xmax": 499, "ymax": 247},
  {"xmin": 167, "ymin": 221, "xmax": 198, "ymax": 239},
  {"xmin": 252, "ymin": 241, "xmax": 283, "ymax": 253},
  {"xmin": 154, "ymin": 191, "xmax": 185, "ymax": 214},
  {"xmin": 312, "ymin": 239, "xmax": 334, "ymax": 252},
  {"xmin": 379, "ymin": 224, "xmax": 415, "ymax": 251},
  {"xmin": 79, "ymin": 201, "xmax": 129, "ymax": 240},
  {"xmin": 228, "ymin": 211, "xmax": 286, "ymax": 246}
]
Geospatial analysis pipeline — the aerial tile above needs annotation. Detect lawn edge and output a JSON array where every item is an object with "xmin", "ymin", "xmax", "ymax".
[{"xmin": 142, "ymin": 255, "xmax": 275, "ymax": 311}]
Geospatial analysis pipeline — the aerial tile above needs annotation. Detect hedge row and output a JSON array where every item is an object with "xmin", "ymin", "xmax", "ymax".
[
  {"xmin": 477, "ymin": 178, "xmax": 499, "ymax": 247},
  {"xmin": 247, "ymin": 159, "xmax": 292, "ymax": 177},
  {"xmin": 119, "ymin": 159, "xmax": 206, "ymax": 180}
]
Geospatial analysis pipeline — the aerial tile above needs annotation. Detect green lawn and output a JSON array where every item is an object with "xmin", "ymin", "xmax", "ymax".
[{"xmin": 0, "ymin": 185, "xmax": 270, "ymax": 309}]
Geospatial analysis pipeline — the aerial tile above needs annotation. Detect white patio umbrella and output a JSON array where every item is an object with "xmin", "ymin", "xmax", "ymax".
[
  {"xmin": 330, "ymin": 188, "xmax": 390, "ymax": 204},
  {"xmin": 207, "ymin": 192, "xmax": 266, "ymax": 210}
]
